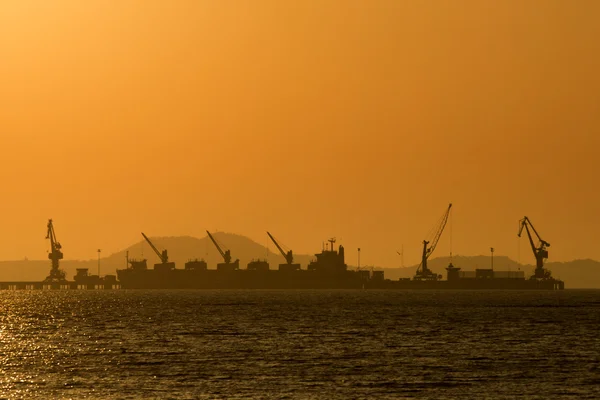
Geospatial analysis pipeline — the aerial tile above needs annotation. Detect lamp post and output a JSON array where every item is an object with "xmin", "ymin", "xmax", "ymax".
[
  {"xmin": 358, "ymin": 248, "xmax": 361, "ymax": 270},
  {"xmin": 490, "ymin": 247, "xmax": 494, "ymax": 270},
  {"xmin": 97, "ymin": 249, "xmax": 101, "ymax": 276}
]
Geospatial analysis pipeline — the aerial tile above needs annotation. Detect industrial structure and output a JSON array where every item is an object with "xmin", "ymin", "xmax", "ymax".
[
  {"xmin": 142, "ymin": 232, "xmax": 175, "ymax": 272},
  {"xmin": 114, "ymin": 207, "xmax": 563, "ymax": 290},
  {"xmin": 518, "ymin": 216, "xmax": 552, "ymax": 280},
  {"xmin": 267, "ymin": 231, "xmax": 301, "ymax": 271},
  {"xmin": 207, "ymin": 230, "xmax": 240, "ymax": 271},
  {"xmin": 0, "ymin": 211, "xmax": 566, "ymax": 290},
  {"xmin": 414, "ymin": 203, "xmax": 452, "ymax": 281},
  {"xmin": 45, "ymin": 219, "xmax": 66, "ymax": 282},
  {"xmin": 0, "ymin": 219, "xmax": 120, "ymax": 290},
  {"xmin": 307, "ymin": 238, "xmax": 349, "ymax": 274}
]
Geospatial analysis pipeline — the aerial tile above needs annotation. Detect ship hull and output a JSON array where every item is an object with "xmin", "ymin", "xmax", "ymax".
[
  {"xmin": 117, "ymin": 269, "xmax": 563, "ymax": 290},
  {"xmin": 117, "ymin": 268, "xmax": 370, "ymax": 290}
]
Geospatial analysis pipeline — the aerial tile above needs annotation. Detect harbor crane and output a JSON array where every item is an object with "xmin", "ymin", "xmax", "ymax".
[
  {"xmin": 415, "ymin": 203, "xmax": 452, "ymax": 281},
  {"xmin": 142, "ymin": 232, "xmax": 168, "ymax": 263},
  {"xmin": 267, "ymin": 232, "xmax": 301, "ymax": 271},
  {"xmin": 207, "ymin": 230, "xmax": 239, "ymax": 271},
  {"xmin": 142, "ymin": 232, "xmax": 175, "ymax": 270},
  {"xmin": 45, "ymin": 219, "xmax": 66, "ymax": 282},
  {"xmin": 518, "ymin": 216, "xmax": 552, "ymax": 280}
]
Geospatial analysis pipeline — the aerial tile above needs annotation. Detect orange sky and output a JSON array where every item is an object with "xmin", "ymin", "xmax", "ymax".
[{"xmin": 1, "ymin": 1, "xmax": 599, "ymax": 268}]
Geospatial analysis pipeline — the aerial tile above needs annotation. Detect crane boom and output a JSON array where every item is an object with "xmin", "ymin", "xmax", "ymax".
[
  {"xmin": 518, "ymin": 216, "xmax": 551, "ymax": 279},
  {"xmin": 46, "ymin": 220, "xmax": 61, "ymax": 253},
  {"xmin": 518, "ymin": 220, "xmax": 537, "ymax": 256},
  {"xmin": 267, "ymin": 232, "xmax": 294, "ymax": 264},
  {"xmin": 206, "ymin": 230, "xmax": 225, "ymax": 258},
  {"xmin": 141, "ymin": 232, "xmax": 168, "ymax": 263},
  {"xmin": 427, "ymin": 203, "xmax": 453, "ymax": 259},
  {"xmin": 207, "ymin": 230, "xmax": 232, "ymax": 263},
  {"xmin": 415, "ymin": 203, "xmax": 452, "ymax": 280}
]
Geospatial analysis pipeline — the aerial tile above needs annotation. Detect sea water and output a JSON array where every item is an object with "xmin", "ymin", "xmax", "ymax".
[{"xmin": 0, "ymin": 290, "xmax": 598, "ymax": 399}]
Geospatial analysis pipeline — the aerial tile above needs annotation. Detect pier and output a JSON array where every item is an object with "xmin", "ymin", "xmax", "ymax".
[{"xmin": 0, "ymin": 278, "xmax": 121, "ymax": 291}]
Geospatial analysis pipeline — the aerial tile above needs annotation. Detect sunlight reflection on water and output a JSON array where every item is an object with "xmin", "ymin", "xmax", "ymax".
[{"xmin": 0, "ymin": 290, "xmax": 599, "ymax": 399}]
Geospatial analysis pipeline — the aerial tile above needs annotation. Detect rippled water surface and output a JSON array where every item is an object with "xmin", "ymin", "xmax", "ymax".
[{"xmin": 0, "ymin": 290, "xmax": 599, "ymax": 399}]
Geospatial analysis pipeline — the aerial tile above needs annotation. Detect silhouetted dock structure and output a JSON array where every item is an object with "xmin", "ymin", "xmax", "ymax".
[
  {"xmin": 0, "ymin": 276, "xmax": 120, "ymax": 290},
  {"xmin": 0, "ymin": 219, "xmax": 120, "ymax": 290},
  {"xmin": 0, "ymin": 214, "xmax": 565, "ymax": 291}
]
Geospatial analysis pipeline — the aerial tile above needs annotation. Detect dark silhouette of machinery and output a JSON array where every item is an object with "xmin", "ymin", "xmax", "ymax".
[
  {"xmin": 45, "ymin": 219, "xmax": 66, "ymax": 282},
  {"xmin": 518, "ymin": 216, "xmax": 552, "ymax": 280},
  {"xmin": 142, "ymin": 232, "xmax": 175, "ymax": 271},
  {"xmin": 113, "ymin": 215, "xmax": 563, "ymax": 290},
  {"xmin": 414, "ymin": 203, "xmax": 452, "ymax": 281},
  {"xmin": 267, "ymin": 231, "xmax": 301, "ymax": 272},
  {"xmin": 207, "ymin": 230, "xmax": 239, "ymax": 271}
]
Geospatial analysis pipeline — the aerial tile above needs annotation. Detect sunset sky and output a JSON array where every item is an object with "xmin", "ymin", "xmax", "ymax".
[{"xmin": 1, "ymin": 1, "xmax": 599, "ymax": 268}]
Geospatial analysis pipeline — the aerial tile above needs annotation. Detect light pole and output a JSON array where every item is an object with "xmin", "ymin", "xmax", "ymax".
[
  {"xmin": 358, "ymin": 248, "xmax": 361, "ymax": 270},
  {"xmin": 490, "ymin": 247, "xmax": 494, "ymax": 270},
  {"xmin": 97, "ymin": 249, "xmax": 101, "ymax": 276}
]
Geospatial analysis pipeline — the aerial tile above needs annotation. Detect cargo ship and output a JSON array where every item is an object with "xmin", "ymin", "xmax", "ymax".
[
  {"xmin": 117, "ymin": 237, "xmax": 376, "ymax": 289},
  {"xmin": 116, "ymin": 218, "xmax": 564, "ymax": 290},
  {"xmin": 115, "ymin": 239, "xmax": 563, "ymax": 290}
]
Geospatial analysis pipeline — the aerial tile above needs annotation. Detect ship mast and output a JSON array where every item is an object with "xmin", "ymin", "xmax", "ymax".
[{"xmin": 328, "ymin": 238, "xmax": 336, "ymax": 252}]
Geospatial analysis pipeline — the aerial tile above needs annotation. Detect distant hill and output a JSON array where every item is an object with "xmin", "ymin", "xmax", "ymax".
[{"xmin": 1, "ymin": 234, "xmax": 599, "ymax": 288}]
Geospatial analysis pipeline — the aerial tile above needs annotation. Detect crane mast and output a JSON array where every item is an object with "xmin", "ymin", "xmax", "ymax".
[
  {"xmin": 415, "ymin": 203, "xmax": 452, "ymax": 281},
  {"xmin": 206, "ymin": 230, "xmax": 232, "ymax": 264},
  {"xmin": 267, "ymin": 232, "xmax": 294, "ymax": 264},
  {"xmin": 141, "ymin": 232, "xmax": 168, "ymax": 264},
  {"xmin": 45, "ymin": 219, "xmax": 66, "ymax": 282},
  {"xmin": 518, "ymin": 216, "xmax": 551, "ymax": 279}
]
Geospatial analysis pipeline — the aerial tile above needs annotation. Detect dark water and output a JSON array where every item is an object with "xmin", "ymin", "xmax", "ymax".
[{"xmin": 1, "ymin": 290, "xmax": 599, "ymax": 399}]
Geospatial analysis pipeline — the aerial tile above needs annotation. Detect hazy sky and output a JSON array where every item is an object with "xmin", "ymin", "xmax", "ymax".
[{"xmin": 1, "ymin": 1, "xmax": 599, "ymax": 268}]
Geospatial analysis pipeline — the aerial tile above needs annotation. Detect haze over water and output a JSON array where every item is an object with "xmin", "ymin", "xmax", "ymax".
[{"xmin": 1, "ymin": 290, "xmax": 598, "ymax": 399}]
